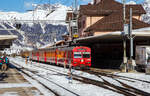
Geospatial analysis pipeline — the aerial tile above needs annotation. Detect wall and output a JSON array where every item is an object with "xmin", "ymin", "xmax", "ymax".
[
  {"xmin": 133, "ymin": 15, "xmax": 142, "ymax": 21},
  {"xmin": 93, "ymin": 31, "xmax": 111, "ymax": 36},
  {"xmin": 78, "ymin": 16, "xmax": 103, "ymax": 37},
  {"xmin": 94, "ymin": 0, "xmax": 101, "ymax": 4}
]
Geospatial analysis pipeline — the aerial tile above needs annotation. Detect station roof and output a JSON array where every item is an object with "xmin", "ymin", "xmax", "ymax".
[
  {"xmin": 85, "ymin": 13, "xmax": 150, "ymax": 32},
  {"xmin": 75, "ymin": 27, "xmax": 150, "ymax": 43},
  {"xmin": 0, "ymin": 35, "xmax": 18, "ymax": 50},
  {"xmin": 79, "ymin": 0, "xmax": 145, "ymax": 17}
]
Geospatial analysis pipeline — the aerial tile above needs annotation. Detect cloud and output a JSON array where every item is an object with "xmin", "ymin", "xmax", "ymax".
[
  {"xmin": 24, "ymin": 1, "xmax": 34, "ymax": 9},
  {"xmin": 126, "ymin": 1, "xmax": 136, "ymax": 4},
  {"xmin": 80, "ymin": 0, "xmax": 93, "ymax": 4}
]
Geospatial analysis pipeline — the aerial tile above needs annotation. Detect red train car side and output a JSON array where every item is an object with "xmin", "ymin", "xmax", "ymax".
[{"xmin": 29, "ymin": 46, "xmax": 91, "ymax": 68}]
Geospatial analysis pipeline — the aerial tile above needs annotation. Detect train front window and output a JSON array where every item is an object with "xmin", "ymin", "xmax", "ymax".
[
  {"xmin": 74, "ymin": 52, "xmax": 82, "ymax": 58},
  {"xmin": 83, "ymin": 52, "xmax": 90, "ymax": 58}
]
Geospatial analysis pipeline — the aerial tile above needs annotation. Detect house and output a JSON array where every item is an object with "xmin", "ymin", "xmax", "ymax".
[{"xmin": 78, "ymin": 0, "xmax": 150, "ymax": 37}]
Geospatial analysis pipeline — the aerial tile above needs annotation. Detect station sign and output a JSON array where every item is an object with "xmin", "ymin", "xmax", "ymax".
[
  {"xmin": 70, "ymin": 20, "xmax": 77, "ymax": 27},
  {"xmin": 124, "ymin": 24, "xmax": 129, "ymax": 35}
]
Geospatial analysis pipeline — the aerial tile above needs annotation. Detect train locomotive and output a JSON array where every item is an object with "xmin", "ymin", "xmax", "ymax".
[{"xmin": 23, "ymin": 46, "xmax": 91, "ymax": 68}]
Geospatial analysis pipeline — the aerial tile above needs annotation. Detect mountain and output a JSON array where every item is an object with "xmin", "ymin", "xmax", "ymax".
[{"xmin": 0, "ymin": 4, "xmax": 70, "ymax": 53}]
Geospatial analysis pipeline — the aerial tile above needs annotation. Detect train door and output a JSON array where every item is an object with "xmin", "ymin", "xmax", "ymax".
[
  {"xmin": 82, "ymin": 51, "xmax": 91, "ymax": 66},
  {"xmin": 32, "ymin": 52, "xmax": 33, "ymax": 60},
  {"xmin": 37, "ymin": 52, "xmax": 39, "ymax": 61},
  {"xmin": 55, "ymin": 49, "xmax": 58, "ymax": 65},
  {"xmin": 44, "ymin": 51, "xmax": 47, "ymax": 62},
  {"xmin": 68, "ymin": 51, "xmax": 72, "ymax": 67},
  {"xmin": 64, "ymin": 51, "xmax": 67, "ymax": 68}
]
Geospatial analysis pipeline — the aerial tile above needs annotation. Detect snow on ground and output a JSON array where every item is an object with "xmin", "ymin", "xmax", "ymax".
[
  {"xmin": 114, "ymin": 72, "xmax": 150, "ymax": 93},
  {"xmin": 21, "ymin": 72, "xmax": 55, "ymax": 96},
  {"xmin": 0, "ymin": 82, "xmax": 33, "ymax": 88},
  {"xmin": 9, "ymin": 57, "xmax": 150, "ymax": 96},
  {"xmin": 0, "ymin": 92, "xmax": 19, "ymax": 96},
  {"xmin": 10, "ymin": 57, "xmax": 123, "ymax": 96}
]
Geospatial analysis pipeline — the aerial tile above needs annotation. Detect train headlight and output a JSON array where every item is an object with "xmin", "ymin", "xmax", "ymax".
[{"xmin": 81, "ymin": 59, "xmax": 84, "ymax": 62}]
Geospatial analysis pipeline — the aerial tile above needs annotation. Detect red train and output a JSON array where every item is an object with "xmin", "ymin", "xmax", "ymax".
[{"xmin": 25, "ymin": 46, "xmax": 91, "ymax": 68}]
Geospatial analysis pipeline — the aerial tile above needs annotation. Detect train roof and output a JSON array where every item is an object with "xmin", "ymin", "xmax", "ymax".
[{"xmin": 32, "ymin": 45, "xmax": 90, "ymax": 52}]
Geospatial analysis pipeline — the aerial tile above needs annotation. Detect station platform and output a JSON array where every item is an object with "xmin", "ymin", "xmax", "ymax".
[{"xmin": 0, "ymin": 65, "xmax": 43, "ymax": 96}]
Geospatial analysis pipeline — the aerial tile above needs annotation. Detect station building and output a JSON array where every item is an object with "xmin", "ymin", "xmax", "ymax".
[
  {"xmin": 0, "ymin": 35, "xmax": 18, "ymax": 51},
  {"xmin": 66, "ymin": 0, "xmax": 150, "ymax": 69}
]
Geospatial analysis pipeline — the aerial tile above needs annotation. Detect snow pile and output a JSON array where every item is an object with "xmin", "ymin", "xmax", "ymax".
[{"xmin": 2, "ymin": 43, "xmax": 33, "ymax": 55}]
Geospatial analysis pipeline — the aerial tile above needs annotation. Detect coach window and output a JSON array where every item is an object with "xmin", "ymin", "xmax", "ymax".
[
  {"xmin": 74, "ymin": 52, "xmax": 82, "ymax": 58},
  {"xmin": 83, "ymin": 52, "xmax": 90, "ymax": 58}
]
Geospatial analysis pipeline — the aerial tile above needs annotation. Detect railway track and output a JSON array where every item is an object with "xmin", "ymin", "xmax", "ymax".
[
  {"xmin": 84, "ymin": 70, "xmax": 150, "ymax": 96},
  {"xmin": 85, "ymin": 70, "xmax": 150, "ymax": 84},
  {"xmin": 31, "ymin": 63, "xmax": 150, "ymax": 96},
  {"xmin": 12, "ymin": 62, "xmax": 80, "ymax": 96},
  {"xmin": 11, "ymin": 63, "xmax": 59, "ymax": 96},
  {"xmin": 10, "ymin": 57, "xmax": 150, "ymax": 96}
]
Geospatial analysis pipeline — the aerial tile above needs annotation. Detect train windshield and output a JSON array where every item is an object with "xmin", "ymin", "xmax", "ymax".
[
  {"xmin": 74, "ymin": 52, "xmax": 82, "ymax": 58},
  {"xmin": 83, "ymin": 52, "xmax": 90, "ymax": 58}
]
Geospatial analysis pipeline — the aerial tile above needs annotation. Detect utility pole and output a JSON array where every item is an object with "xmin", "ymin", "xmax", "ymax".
[
  {"xmin": 122, "ymin": 0, "xmax": 128, "ymax": 72},
  {"xmin": 128, "ymin": 8, "xmax": 135, "ymax": 71},
  {"xmin": 69, "ymin": 0, "xmax": 78, "ymax": 43},
  {"xmin": 129, "ymin": 8, "xmax": 133, "ymax": 60}
]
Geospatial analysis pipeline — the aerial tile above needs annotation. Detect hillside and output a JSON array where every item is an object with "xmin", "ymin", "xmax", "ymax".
[{"xmin": 0, "ymin": 4, "xmax": 70, "ymax": 52}]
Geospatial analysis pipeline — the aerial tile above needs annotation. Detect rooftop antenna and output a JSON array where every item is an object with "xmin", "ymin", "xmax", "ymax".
[
  {"xmin": 49, "ymin": 0, "xmax": 51, "ymax": 11},
  {"xmin": 74, "ymin": 0, "xmax": 78, "ymax": 15}
]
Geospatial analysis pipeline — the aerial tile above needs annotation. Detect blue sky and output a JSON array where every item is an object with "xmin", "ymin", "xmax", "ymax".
[{"xmin": 0, "ymin": 0, "xmax": 145, "ymax": 12}]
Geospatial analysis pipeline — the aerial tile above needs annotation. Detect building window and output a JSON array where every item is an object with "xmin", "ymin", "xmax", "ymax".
[
  {"xmin": 78, "ymin": 22, "xmax": 81, "ymax": 29},
  {"xmin": 83, "ymin": 20, "xmax": 86, "ymax": 28}
]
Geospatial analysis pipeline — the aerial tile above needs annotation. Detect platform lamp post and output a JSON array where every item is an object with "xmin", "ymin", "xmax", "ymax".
[
  {"xmin": 122, "ymin": 0, "xmax": 128, "ymax": 72},
  {"xmin": 127, "ymin": 8, "xmax": 135, "ymax": 71}
]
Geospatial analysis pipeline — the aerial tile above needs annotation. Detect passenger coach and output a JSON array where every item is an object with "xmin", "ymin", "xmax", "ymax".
[{"xmin": 30, "ymin": 46, "xmax": 91, "ymax": 68}]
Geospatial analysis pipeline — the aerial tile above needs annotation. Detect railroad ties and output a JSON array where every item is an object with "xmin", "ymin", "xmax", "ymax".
[{"xmin": 0, "ymin": 63, "xmax": 44, "ymax": 96}]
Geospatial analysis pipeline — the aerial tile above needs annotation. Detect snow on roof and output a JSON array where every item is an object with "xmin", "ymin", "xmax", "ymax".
[
  {"xmin": 38, "ymin": 40, "xmax": 65, "ymax": 49},
  {"xmin": 0, "ymin": 35, "xmax": 18, "ymax": 40}
]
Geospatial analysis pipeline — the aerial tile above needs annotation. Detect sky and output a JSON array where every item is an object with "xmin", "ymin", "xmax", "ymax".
[{"xmin": 0, "ymin": 0, "xmax": 145, "ymax": 12}]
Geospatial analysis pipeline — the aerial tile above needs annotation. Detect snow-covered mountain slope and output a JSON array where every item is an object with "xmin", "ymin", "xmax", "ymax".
[
  {"xmin": 0, "ymin": 4, "xmax": 70, "ymax": 52},
  {"xmin": 0, "ymin": 4, "xmax": 69, "ymax": 21}
]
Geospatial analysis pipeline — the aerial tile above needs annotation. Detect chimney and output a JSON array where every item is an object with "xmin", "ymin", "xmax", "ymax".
[
  {"xmin": 94, "ymin": 0, "xmax": 96, "ymax": 4},
  {"xmin": 93, "ymin": 0, "xmax": 102, "ymax": 5},
  {"xmin": 88, "ymin": 3, "xmax": 91, "ymax": 5}
]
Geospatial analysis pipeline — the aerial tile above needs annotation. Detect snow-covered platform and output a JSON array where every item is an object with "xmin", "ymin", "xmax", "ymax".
[{"xmin": 0, "ymin": 64, "xmax": 43, "ymax": 96}]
